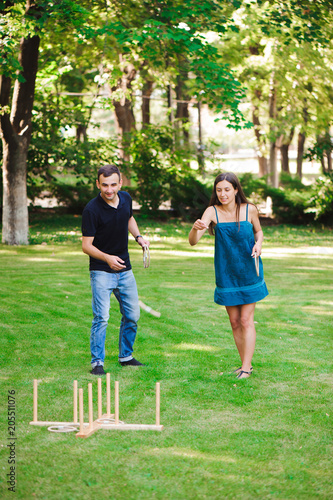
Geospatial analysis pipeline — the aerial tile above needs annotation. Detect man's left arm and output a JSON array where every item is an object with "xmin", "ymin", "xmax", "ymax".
[{"xmin": 128, "ymin": 216, "xmax": 150, "ymax": 248}]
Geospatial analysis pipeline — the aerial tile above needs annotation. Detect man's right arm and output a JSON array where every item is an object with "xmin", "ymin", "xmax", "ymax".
[{"xmin": 82, "ymin": 236, "xmax": 126, "ymax": 271}]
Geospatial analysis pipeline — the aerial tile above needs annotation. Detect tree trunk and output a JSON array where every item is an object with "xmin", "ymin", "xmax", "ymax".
[
  {"xmin": 280, "ymin": 128, "xmax": 294, "ymax": 173},
  {"xmin": 1, "ymin": 33, "xmax": 40, "ymax": 245},
  {"xmin": 297, "ymin": 106, "xmax": 309, "ymax": 180},
  {"xmin": 141, "ymin": 79, "xmax": 154, "ymax": 126},
  {"xmin": 167, "ymin": 84, "xmax": 174, "ymax": 124},
  {"xmin": 320, "ymin": 157, "xmax": 327, "ymax": 174},
  {"xmin": 268, "ymin": 77, "xmax": 278, "ymax": 187},
  {"xmin": 110, "ymin": 56, "xmax": 137, "ymax": 184},
  {"xmin": 111, "ymin": 56, "xmax": 136, "ymax": 143},
  {"xmin": 324, "ymin": 131, "xmax": 332, "ymax": 172},
  {"xmin": 297, "ymin": 132, "xmax": 306, "ymax": 180},
  {"xmin": 76, "ymin": 124, "xmax": 87, "ymax": 142},
  {"xmin": 2, "ymin": 139, "xmax": 29, "ymax": 244},
  {"xmin": 197, "ymin": 101, "xmax": 204, "ymax": 175},
  {"xmin": 269, "ymin": 140, "xmax": 278, "ymax": 187},
  {"xmin": 280, "ymin": 144, "xmax": 289, "ymax": 173},
  {"xmin": 327, "ymin": 151, "xmax": 332, "ymax": 172},
  {"xmin": 176, "ymin": 72, "xmax": 189, "ymax": 146},
  {"xmin": 252, "ymin": 104, "xmax": 268, "ymax": 177}
]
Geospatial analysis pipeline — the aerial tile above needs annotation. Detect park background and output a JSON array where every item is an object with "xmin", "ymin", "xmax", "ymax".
[{"xmin": 1, "ymin": 1, "xmax": 332, "ymax": 499}]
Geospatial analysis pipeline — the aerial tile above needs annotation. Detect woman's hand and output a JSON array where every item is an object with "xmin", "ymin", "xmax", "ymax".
[
  {"xmin": 251, "ymin": 242, "xmax": 262, "ymax": 257},
  {"xmin": 192, "ymin": 219, "xmax": 208, "ymax": 231}
]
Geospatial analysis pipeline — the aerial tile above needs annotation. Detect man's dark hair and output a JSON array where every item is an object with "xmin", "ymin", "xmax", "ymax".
[{"xmin": 98, "ymin": 164, "xmax": 121, "ymax": 181}]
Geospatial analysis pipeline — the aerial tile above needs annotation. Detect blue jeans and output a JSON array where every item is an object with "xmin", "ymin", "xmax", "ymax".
[{"xmin": 90, "ymin": 270, "xmax": 140, "ymax": 366}]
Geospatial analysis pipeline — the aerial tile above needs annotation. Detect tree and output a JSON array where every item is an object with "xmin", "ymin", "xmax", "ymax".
[
  {"xmin": 0, "ymin": 0, "xmax": 91, "ymax": 244},
  {"xmin": 218, "ymin": 0, "xmax": 333, "ymax": 186},
  {"xmin": 1, "ymin": 1, "xmax": 42, "ymax": 244},
  {"xmin": 102, "ymin": 0, "xmax": 249, "ymax": 146}
]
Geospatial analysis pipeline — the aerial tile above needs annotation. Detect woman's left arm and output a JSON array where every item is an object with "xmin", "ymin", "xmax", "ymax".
[{"xmin": 250, "ymin": 205, "xmax": 264, "ymax": 256}]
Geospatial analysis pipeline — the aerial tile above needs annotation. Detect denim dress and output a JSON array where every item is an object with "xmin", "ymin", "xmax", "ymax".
[{"xmin": 213, "ymin": 205, "xmax": 269, "ymax": 307}]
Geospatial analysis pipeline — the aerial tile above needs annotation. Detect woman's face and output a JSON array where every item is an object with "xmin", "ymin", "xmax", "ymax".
[{"xmin": 215, "ymin": 180, "xmax": 238, "ymax": 205}]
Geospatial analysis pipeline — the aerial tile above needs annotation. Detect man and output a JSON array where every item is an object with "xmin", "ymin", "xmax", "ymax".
[{"xmin": 81, "ymin": 164, "xmax": 149, "ymax": 374}]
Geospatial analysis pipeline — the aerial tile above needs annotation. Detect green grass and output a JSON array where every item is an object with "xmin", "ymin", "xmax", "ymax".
[{"xmin": 1, "ymin": 214, "xmax": 332, "ymax": 499}]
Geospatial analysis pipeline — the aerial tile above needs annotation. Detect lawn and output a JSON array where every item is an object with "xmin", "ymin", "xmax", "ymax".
[{"xmin": 0, "ymin": 213, "xmax": 332, "ymax": 499}]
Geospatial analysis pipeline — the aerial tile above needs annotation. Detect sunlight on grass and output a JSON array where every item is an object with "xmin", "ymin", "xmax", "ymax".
[
  {"xmin": 23, "ymin": 257, "xmax": 64, "ymax": 262},
  {"xmin": 264, "ymin": 246, "xmax": 333, "ymax": 256},
  {"xmin": 1, "ymin": 218, "xmax": 333, "ymax": 499},
  {"xmin": 150, "ymin": 447, "xmax": 237, "ymax": 463},
  {"xmin": 302, "ymin": 306, "xmax": 333, "ymax": 316},
  {"xmin": 174, "ymin": 343, "xmax": 221, "ymax": 352}
]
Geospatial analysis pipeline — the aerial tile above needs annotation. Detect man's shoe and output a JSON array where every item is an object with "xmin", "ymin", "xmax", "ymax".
[
  {"xmin": 119, "ymin": 358, "xmax": 145, "ymax": 367},
  {"xmin": 91, "ymin": 365, "xmax": 106, "ymax": 375}
]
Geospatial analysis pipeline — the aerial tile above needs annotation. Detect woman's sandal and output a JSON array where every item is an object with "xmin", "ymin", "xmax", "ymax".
[
  {"xmin": 232, "ymin": 366, "xmax": 253, "ymax": 375},
  {"xmin": 236, "ymin": 370, "xmax": 252, "ymax": 379}
]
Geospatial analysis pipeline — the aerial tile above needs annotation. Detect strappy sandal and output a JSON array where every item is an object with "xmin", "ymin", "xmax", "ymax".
[
  {"xmin": 232, "ymin": 366, "xmax": 253, "ymax": 375},
  {"xmin": 236, "ymin": 370, "xmax": 252, "ymax": 379}
]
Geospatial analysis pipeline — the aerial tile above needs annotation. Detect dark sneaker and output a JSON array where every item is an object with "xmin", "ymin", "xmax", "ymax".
[
  {"xmin": 119, "ymin": 358, "xmax": 145, "ymax": 367},
  {"xmin": 91, "ymin": 365, "xmax": 106, "ymax": 375}
]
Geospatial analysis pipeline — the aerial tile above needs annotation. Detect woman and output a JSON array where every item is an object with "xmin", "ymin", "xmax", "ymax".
[{"xmin": 189, "ymin": 172, "xmax": 268, "ymax": 379}]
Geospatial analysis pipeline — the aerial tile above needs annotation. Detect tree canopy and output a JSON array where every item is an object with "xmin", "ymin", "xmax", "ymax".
[{"xmin": 1, "ymin": 0, "xmax": 333, "ymax": 244}]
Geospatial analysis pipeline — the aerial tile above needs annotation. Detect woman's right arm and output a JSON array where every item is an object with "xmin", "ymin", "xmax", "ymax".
[{"xmin": 188, "ymin": 207, "xmax": 214, "ymax": 246}]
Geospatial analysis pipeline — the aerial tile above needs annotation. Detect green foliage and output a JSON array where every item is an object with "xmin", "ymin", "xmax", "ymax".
[
  {"xmin": 307, "ymin": 173, "xmax": 333, "ymax": 223},
  {"xmin": 169, "ymin": 172, "xmax": 213, "ymax": 220},
  {"xmin": 28, "ymin": 133, "xmax": 120, "ymax": 211},
  {"xmin": 264, "ymin": 185, "xmax": 313, "ymax": 224},
  {"xmin": 126, "ymin": 125, "xmax": 189, "ymax": 215},
  {"xmin": 279, "ymin": 171, "xmax": 308, "ymax": 191},
  {"xmin": 238, "ymin": 172, "xmax": 267, "ymax": 199},
  {"xmin": 102, "ymin": 0, "xmax": 249, "ymax": 127},
  {"xmin": 255, "ymin": 0, "xmax": 333, "ymax": 45},
  {"xmin": 305, "ymin": 134, "xmax": 332, "ymax": 165},
  {"xmin": 238, "ymin": 173, "xmax": 314, "ymax": 224}
]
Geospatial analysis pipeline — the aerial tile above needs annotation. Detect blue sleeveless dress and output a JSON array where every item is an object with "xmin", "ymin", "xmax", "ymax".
[{"xmin": 214, "ymin": 205, "xmax": 268, "ymax": 307}]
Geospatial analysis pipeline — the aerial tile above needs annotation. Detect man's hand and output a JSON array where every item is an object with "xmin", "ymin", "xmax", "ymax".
[
  {"xmin": 136, "ymin": 236, "xmax": 150, "ymax": 248},
  {"xmin": 105, "ymin": 255, "xmax": 126, "ymax": 271}
]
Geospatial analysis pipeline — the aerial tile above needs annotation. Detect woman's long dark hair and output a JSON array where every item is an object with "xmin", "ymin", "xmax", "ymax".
[{"xmin": 208, "ymin": 172, "xmax": 252, "ymax": 234}]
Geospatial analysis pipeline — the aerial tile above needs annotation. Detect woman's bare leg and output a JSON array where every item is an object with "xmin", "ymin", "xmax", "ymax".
[
  {"xmin": 225, "ymin": 305, "xmax": 243, "ymax": 360},
  {"xmin": 226, "ymin": 303, "xmax": 256, "ymax": 377}
]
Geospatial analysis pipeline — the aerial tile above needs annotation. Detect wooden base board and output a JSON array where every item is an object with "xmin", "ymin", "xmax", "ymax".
[
  {"xmin": 30, "ymin": 421, "xmax": 81, "ymax": 427},
  {"xmin": 30, "ymin": 414, "xmax": 163, "ymax": 438},
  {"xmin": 76, "ymin": 422, "xmax": 164, "ymax": 438}
]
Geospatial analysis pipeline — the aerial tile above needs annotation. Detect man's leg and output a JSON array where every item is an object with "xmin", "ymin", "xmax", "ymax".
[
  {"xmin": 90, "ymin": 271, "xmax": 115, "ymax": 368},
  {"xmin": 113, "ymin": 270, "xmax": 140, "ymax": 363}
]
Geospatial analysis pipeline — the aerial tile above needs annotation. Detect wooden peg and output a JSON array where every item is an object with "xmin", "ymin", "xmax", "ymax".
[
  {"xmin": 156, "ymin": 382, "xmax": 160, "ymax": 426},
  {"xmin": 98, "ymin": 378, "xmax": 102, "ymax": 419},
  {"xmin": 115, "ymin": 381, "xmax": 119, "ymax": 425},
  {"xmin": 79, "ymin": 388, "xmax": 84, "ymax": 434},
  {"xmin": 106, "ymin": 373, "xmax": 111, "ymax": 417},
  {"xmin": 73, "ymin": 380, "xmax": 78, "ymax": 424},
  {"xmin": 33, "ymin": 379, "xmax": 38, "ymax": 423},
  {"xmin": 88, "ymin": 383, "xmax": 93, "ymax": 430}
]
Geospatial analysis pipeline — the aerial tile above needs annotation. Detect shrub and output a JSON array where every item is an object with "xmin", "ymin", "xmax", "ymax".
[
  {"xmin": 169, "ymin": 172, "xmax": 213, "ymax": 220},
  {"xmin": 127, "ymin": 125, "xmax": 191, "ymax": 215},
  {"xmin": 307, "ymin": 173, "xmax": 333, "ymax": 223},
  {"xmin": 28, "ymin": 137, "xmax": 121, "ymax": 211},
  {"xmin": 264, "ymin": 185, "xmax": 314, "ymax": 224},
  {"xmin": 238, "ymin": 172, "xmax": 314, "ymax": 224}
]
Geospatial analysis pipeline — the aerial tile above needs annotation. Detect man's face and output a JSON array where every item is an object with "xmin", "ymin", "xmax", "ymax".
[{"xmin": 96, "ymin": 173, "xmax": 122, "ymax": 204}]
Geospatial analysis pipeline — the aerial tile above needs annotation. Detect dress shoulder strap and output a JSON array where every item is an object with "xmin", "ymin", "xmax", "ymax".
[
  {"xmin": 246, "ymin": 204, "xmax": 249, "ymax": 222},
  {"xmin": 213, "ymin": 206, "xmax": 219, "ymax": 223}
]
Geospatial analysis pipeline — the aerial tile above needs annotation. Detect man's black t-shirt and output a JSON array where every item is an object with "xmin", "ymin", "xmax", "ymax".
[{"xmin": 81, "ymin": 191, "xmax": 133, "ymax": 273}]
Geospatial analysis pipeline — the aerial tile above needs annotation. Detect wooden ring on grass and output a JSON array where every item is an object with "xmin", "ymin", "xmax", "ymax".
[
  {"xmin": 47, "ymin": 425, "xmax": 78, "ymax": 433},
  {"xmin": 96, "ymin": 418, "xmax": 124, "ymax": 425}
]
